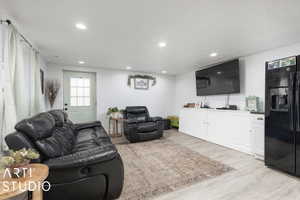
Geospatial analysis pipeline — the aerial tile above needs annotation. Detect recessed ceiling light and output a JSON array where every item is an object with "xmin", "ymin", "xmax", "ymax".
[
  {"xmin": 210, "ymin": 52, "xmax": 218, "ymax": 57},
  {"xmin": 126, "ymin": 66, "xmax": 132, "ymax": 70},
  {"xmin": 158, "ymin": 42, "xmax": 167, "ymax": 48},
  {"xmin": 75, "ymin": 23, "xmax": 87, "ymax": 30},
  {"xmin": 78, "ymin": 61, "xmax": 85, "ymax": 64},
  {"xmin": 161, "ymin": 70, "xmax": 167, "ymax": 74}
]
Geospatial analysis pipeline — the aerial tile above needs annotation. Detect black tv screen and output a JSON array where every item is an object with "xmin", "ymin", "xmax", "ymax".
[{"xmin": 195, "ymin": 59, "xmax": 240, "ymax": 96}]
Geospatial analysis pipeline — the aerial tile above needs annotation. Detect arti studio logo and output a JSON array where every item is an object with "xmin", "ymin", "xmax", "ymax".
[{"xmin": 1, "ymin": 167, "xmax": 51, "ymax": 192}]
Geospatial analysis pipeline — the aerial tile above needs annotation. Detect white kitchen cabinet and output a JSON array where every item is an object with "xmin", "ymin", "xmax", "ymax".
[
  {"xmin": 206, "ymin": 111, "xmax": 220, "ymax": 144},
  {"xmin": 198, "ymin": 111, "xmax": 208, "ymax": 140},
  {"xmin": 250, "ymin": 115, "xmax": 265, "ymax": 160},
  {"xmin": 179, "ymin": 108, "xmax": 253, "ymax": 155},
  {"xmin": 179, "ymin": 108, "xmax": 205, "ymax": 139},
  {"xmin": 179, "ymin": 109, "xmax": 195, "ymax": 136}
]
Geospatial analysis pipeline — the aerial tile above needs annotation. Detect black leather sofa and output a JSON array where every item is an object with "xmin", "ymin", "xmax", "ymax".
[
  {"xmin": 123, "ymin": 106, "xmax": 164, "ymax": 143},
  {"xmin": 5, "ymin": 110, "xmax": 124, "ymax": 200}
]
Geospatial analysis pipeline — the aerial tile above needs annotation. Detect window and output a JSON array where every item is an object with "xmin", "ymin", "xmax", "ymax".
[{"xmin": 70, "ymin": 78, "xmax": 91, "ymax": 106}]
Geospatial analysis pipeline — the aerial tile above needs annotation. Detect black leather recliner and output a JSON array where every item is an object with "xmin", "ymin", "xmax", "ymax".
[
  {"xmin": 123, "ymin": 106, "xmax": 164, "ymax": 143},
  {"xmin": 5, "ymin": 110, "xmax": 124, "ymax": 200}
]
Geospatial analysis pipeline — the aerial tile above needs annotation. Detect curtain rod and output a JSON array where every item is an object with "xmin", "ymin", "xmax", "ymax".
[{"xmin": 0, "ymin": 19, "xmax": 39, "ymax": 54}]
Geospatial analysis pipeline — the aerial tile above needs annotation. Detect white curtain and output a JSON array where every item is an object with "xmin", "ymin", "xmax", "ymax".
[
  {"xmin": 0, "ymin": 23, "xmax": 46, "ymax": 151},
  {"xmin": 14, "ymin": 36, "xmax": 29, "ymax": 120},
  {"xmin": 30, "ymin": 50, "xmax": 43, "ymax": 115},
  {"xmin": 0, "ymin": 24, "xmax": 5, "ymax": 151},
  {"xmin": 30, "ymin": 51, "xmax": 36, "ymax": 115},
  {"xmin": 1, "ymin": 25, "xmax": 17, "ymax": 151}
]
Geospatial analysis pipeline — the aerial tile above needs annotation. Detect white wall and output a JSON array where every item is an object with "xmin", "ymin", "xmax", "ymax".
[
  {"xmin": 46, "ymin": 65, "xmax": 176, "ymax": 130},
  {"xmin": 174, "ymin": 42, "xmax": 300, "ymax": 114}
]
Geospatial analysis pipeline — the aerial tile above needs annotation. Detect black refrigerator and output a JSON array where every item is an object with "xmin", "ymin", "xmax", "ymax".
[{"xmin": 265, "ymin": 55, "xmax": 300, "ymax": 176}]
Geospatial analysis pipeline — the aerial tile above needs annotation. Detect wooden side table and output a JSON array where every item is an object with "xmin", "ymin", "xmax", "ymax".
[
  {"xmin": 108, "ymin": 117, "xmax": 124, "ymax": 137},
  {"xmin": 0, "ymin": 164, "xmax": 49, "ymax": 200}
]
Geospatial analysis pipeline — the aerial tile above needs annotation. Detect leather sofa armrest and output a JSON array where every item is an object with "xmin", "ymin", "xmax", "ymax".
[
  {"xmin": 5, "ymin": 132, "xmax": 43, "ymax": 162},
  {"xmin": 123, "ymin": 120, "xmax": 138, "ymax": 141},
  {"xmin": 44, "ymin": 144, "xmax": 117, "ymax": 169},
  {"xmin": 149, "ymin": 117, "xmax": 163, "ymax": 122},
  {"xmin": 150, "ymin": 117, "xmax": 164, "ymax": 132},
  {"xmin": 75, "ymin": 121, "xmax": 102, "ymax": 131}
]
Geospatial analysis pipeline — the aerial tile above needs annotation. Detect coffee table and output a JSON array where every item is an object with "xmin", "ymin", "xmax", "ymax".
[{"xmin": 0, "ymin": 164, "xmax": 49, "ymax": 200}]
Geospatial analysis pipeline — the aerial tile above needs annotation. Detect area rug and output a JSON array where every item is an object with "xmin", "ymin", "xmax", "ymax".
[{"xmin": 115, "ymin": 138, "xmax": 233, "ymax": 200}]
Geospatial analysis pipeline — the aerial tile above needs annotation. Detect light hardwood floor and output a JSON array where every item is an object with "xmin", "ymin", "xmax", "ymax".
[{"xmin": 154, "ymin": 130, "xmax": 300, "ymax": 200}]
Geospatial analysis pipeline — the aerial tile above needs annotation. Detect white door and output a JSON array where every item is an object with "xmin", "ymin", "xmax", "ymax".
[{"xmin": 63, "ymin": 71, "xmax": 97, "ymax": 123}]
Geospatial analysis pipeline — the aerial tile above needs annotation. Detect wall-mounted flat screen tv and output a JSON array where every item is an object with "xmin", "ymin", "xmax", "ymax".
[{"xmin": 195, "ymin": 59, "xmax": 240, "ymax": 96}]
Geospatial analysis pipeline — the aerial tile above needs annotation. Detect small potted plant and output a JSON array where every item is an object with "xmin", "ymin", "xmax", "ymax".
[
  {"xmin": 0, "ymin": 148, "xmax": 40, "ymax": 178},
  {"xmin": 106, "ymin": 107, "xmax": 123, "ymax": 119}
]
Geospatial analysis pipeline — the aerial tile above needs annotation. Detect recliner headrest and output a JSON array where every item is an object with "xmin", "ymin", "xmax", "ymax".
[
  {"xmin": 126, "ymin": 106, "xmax": 148, "ymax": 114},
  {"xmin": 15, "ymin": 112, "xmax": 55, "ymax": 140},
  {"xmin": 48, "ymin": 110, "xmax": 66, "ymax": 127}
]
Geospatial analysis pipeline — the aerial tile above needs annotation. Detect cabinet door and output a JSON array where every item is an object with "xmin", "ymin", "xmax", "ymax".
[
  {"xmin": 199, "ymin": 111, "xmax": 208, "ymax": 140},
  {"xmin": 191, "ymin": 110, "xmax": 204, "ymax": 139},
  {"xmin": 207, "ymin": 112, "xmax": 238, "ymax": 147},
  {"xmin": 179, "ymin": 109, "xmax": 206, "ymax": 139},
  {"xmin": 230, "ymin": 115, "xmax": 251, "ymax": 153},
  {"xmin": 179, "ymin": 109, "xmax": 193, "ymax": 135},
  {"xmin": 179, "ymin": 109, "xmax": 199, "ymax": 137},
  {"xmin": 206, "ymin": 112, "xmax": 222, "ymax": 144},
  {"xmin": 251, "ymin": 116, "xmax": 265, "ymax": 158},
  {"xmin": 206, "ymin": 111, "xmax": 252, "ymax": 154}
]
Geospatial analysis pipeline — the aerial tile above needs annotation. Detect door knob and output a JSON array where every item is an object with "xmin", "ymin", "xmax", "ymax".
[{"xmin": 64, "ymin": 108, "xmax": 68, "ymax": 111}]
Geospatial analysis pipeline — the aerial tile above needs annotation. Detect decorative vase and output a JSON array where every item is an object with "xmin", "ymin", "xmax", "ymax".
[{"xmin": 111, "ymin": 112, "xmax": 120, "ymax": 119}]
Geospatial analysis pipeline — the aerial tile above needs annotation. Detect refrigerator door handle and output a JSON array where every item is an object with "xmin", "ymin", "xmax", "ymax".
[{"xmin": 289, "ymin": 72, "xmax": 296, "ymax": 131}]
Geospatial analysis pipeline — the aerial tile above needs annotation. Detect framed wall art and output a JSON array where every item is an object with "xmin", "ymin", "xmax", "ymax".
[{"xmin": 134, "ymin": 78, "xmax": 149, "ymax": 90}]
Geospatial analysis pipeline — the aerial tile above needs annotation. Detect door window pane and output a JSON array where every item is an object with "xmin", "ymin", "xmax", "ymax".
[
  {"xmin": 84, "ymin": 97, "xmax": 90, "ymax": 106},
  {"xmin": 77, "ymin": 87, "xmax": 84, "ymax": 96},
  {"xmin": 70, "ymin": 97, "xmax": 77, "ymax": 106},
  {"xmin": 84, "ymin": 79, "xmax": 90, "ymax": 87},
  {"xmin": 71, "ymin": 78, "xmax": 78, "ymax": 87},
  {"xmin": 78, "ymin": 78, "xmax": 83, "ymax": 87},
  {"xmin": 77, "ymin": 97, "xmax": 84, "ymax": 106},
  {"xmin": 84, "ymin": 88, "xmax": 90, "ymax": 96},
  {"xmin": 70, "ymin": 77, "xmax": 91, "ymax": 106},
  {"xmin": 71, "ymin": 88, "xmax": 77, "ymax": 96}
]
